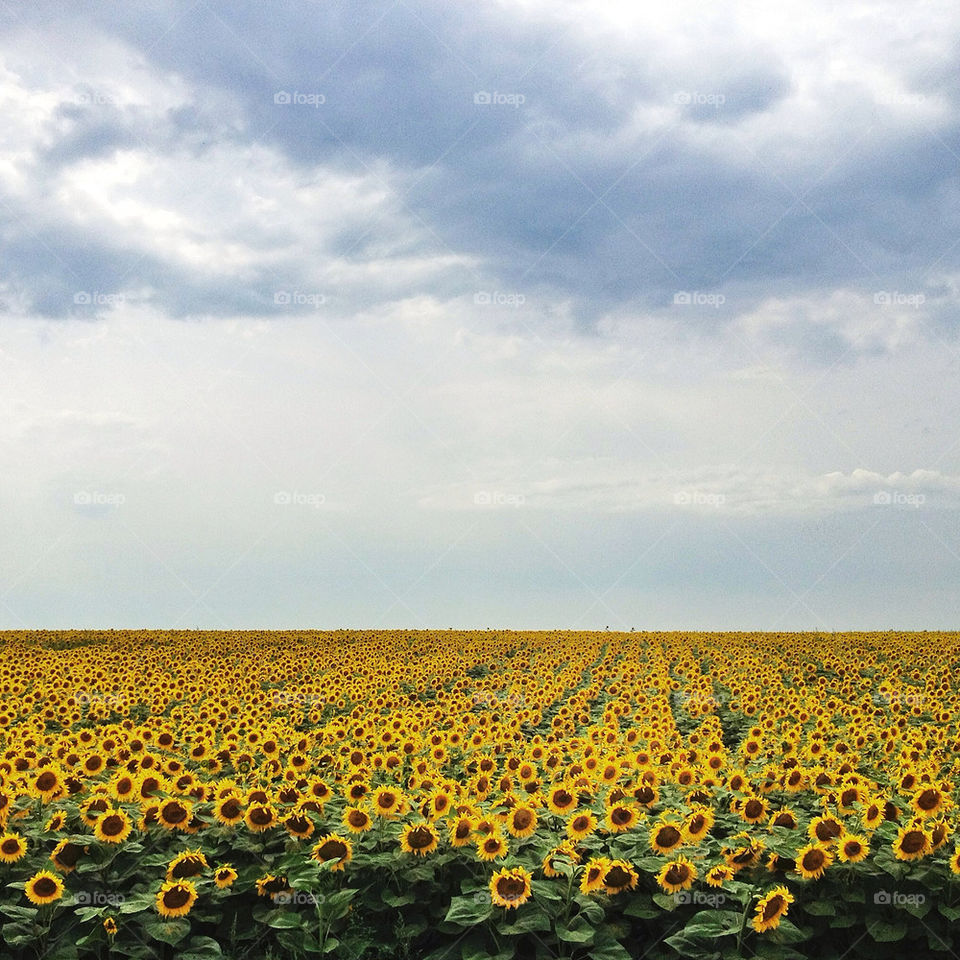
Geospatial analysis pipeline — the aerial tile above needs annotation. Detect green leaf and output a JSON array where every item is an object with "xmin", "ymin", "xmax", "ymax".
[
  {"xmin": 555, "ymin": 919, "xmax": 595, "ymax": 943},
  {"xmin": 264, "ymin": 910, "xmax": 304, "ymax": 929},
  {"xmin": 143, "ymin": 917, "xmax": 191, "ymax": 946},
  {"xmin": 496, "ymin": 908, "xmax": 552, "ymax": 935},
  {"xmin": 803, "ymin": 899, "xmax": 836, "ymax": 916},
  {"xmin": 444, "ymin": 895, "xmax": 492, "ymax": 927},
  {"xmin": 866, "ymin": 915, "xmax": 908, "ymax": 942}
]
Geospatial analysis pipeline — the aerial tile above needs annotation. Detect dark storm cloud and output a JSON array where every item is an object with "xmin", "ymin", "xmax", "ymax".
[{"xmin": 2, "ymin": 0, "xmax": 960, "ymax": 350}]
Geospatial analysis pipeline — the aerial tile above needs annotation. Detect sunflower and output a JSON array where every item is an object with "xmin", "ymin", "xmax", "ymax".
[
  {"xmin": 893, "ymin": 825, "xmax": 931, "ymax": 861},
  {"xmin": 862, "ymin": 799, "xmax": 884, "ymax": 831},
  {"xmin": 449, "ymin": 815, "xmax": 475, "ymax": 847},
  {"xmin": 255, "ymin": 874, "xmax": 292, "ymax": 901},
  {"xmin": 657, "ymin": 855, "xmax": 698, "ymax": 894},
  {"xmin": 244, "ymin": 803, "xmax": 278, "ymax": 833},
  {"xmin": 426, "ymin": 789, "xmax": 452, "ymax": 819},
  {"xmin": 283, "ymin": 812, "xmax": 315, "ymax": 840},
  {"xmin": 213, "ymin": 864, "xmax": 238, "ymax": 889},
  {"xmin": 506, "ymin": 804, "xmax": 538, "ymax": 839},
  {"xmin": 157, "ymin": 798, "xmax": 192, "ymax": 831},
  {"xmin": 705, "ymin": 864, "xmax": 733, "ymax": 888},
  {"xmin": 546, "ymin": 784, "xmax": 578, "ymax": 816},
  {"xmin": 0, "ymin": 832, "xmax": 27, "ymax": 863},
  {"xmin": 36, "ymin": 795, "xmax": 62, "ymax": 824},
  {"xmin": 808, "ymin": 815, "xmax": 843, "ymax": 845},
  {"xmin": 752, "ymin": 886, "xmax": 794, "ymax": 933},
  {"xmin": 580, "ymin": 856, "xmax": 610, "ymax": 894},
  {"xmin": 605, "ymin": 803, "xmax": 638, "ymax": 833},
  {"xmin": 795, "ymin": 843, "xmax": 832, "ymax": 879},
  {"xmin": 769, "ymin": 808, "xmax": 797, "ymax": 830},
  {"xmin": 25, "ymin": 870, "xmax": 64, "ymax": 906},
  {"xmin": 650, "ymin": 821, "xmax": 685, "ymax": 855},
  {"xmin": 911, "ymin": 786, "xmax": 946, "ymax": 819},
  {"xmin": 213, "ymin": 795, "xmax": 244, "ymax": 826},
  {"xmin": 166, "ymin": 849, "xmax": 208, "ymax": 880},
  {"xmin": 400, "ymin": 822, "xmax": 439, "ymax": 856},
  {"xmin": 602, "ymin": 859, "xmax": 638, "ymax": 895},
  {"xmin": 740, "ymin": 796, "xmax": 768, "ymax": 825},
  {"xmin": 94, "ymin": 809, "xmax": 132, "ymax": 844},
  {"xmin": 489, "ymin": 866, "xmax": 532, "ymax": 909},
  {"xmin": 837, "ymin": 833, "xmax": 869, "ymax": 864},
  {"xmin": 371, "ymin": 787, "xmax": 404, "ymax": 818},
  {"xmin": 31, "ymin": 768, "xmax": 63, "ymax": 802},
  {"xmin": 103, "ymin": 917, "xmax": 117, "ymax": 936},
  {"xmin": 542, "ymin": 842, "xmax": 581, "ymax": 877},
  {"xmin": 930, "ymin": 817, "xmax": 950, "ymax": 851},
  {"xmin": 476, "ymin": 833, "xmax": 509, "ymax": 861},
  {"xmin": 683, "ymin": 806, "xmax": 714, "ymax": 841},
  {"xmin": 50, "ymin": 839, "xmax": 83, "ymax": 873},
  {"xmin": 566, "ymin": 811, "xmax": 597, "ymax": 841},
  {"xmin": 311, "ymin": 834, "xmax": 352, "ymax": 871},
  {"xmin": 948, "ymin": 847, "xmax": 960, "ymax": 876}
]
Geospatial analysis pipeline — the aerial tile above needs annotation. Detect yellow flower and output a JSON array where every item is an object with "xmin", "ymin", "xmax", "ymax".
[
  {"xmin": 25, "ymin": 870, "xmax": 64, "ymax": 906},
  {"xmin": 649, "ymin": 821, "xmax": 685, "ymax": 855},
  {"xmin": 505, "ymin": 804, "xmax": 538, "ymax": 839},
  {"xmin": 795, "ymin": 843, "xmax": 832, "ymax": 879},
  {"xmin": 476, "ymin": 833, "xmax": 509, "ymax": 862},
  {"xmin": 489, "ymin": 866, "xmax": 532, "ymax": 909},
  {"xmin": 311, "ymin": 834, "xmax": 352, "ymax": 871},
  {"xmin": 400, "ymin": 822, "xmax": 439, "ymax": 856},
  {"xmin": 213, "ymin": 865, "xmax": 238, "ymax": 889},
  {"xmin": 166, "ymin": 849, "xmax": 208, "ymax": 880},
  {"xmin": 94, "ymin": 809, "xmax": 132, "ymax": 844},
  {"xmin": 657, "ymin": 855, "xmax": 697, "ymax": 893},
  {"xmin": 837, "ymin": 833, "xmax": 869, "ymax": 864},
  {"xmin": 602, "ymin": 859, "xmax": 638, "ymax": 895},
  {"xmin": 156, "ymin": 879, "xmax": 198, "ymax": 917},
  {"xmin": 0, "ymin": 833, "xmax": 27, "ymax": 863},
  {"xmin": 342, "ymin": 806, "xmax": 373, "ymax": 834},
  {"xmin": 893, "ymin": 825, "xmax": 931, "ymax": 861},
  {"xmin": 579, "ymin": 856, "xmax": 610, "ymax": 894},
  {"xmin": 752, "ymin": 886, "xmax": 794, "ymax": 932}
]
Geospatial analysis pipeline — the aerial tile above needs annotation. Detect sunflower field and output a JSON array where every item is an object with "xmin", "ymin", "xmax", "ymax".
[{"xmin": 1, "ymin": 630, "xmax": 960, "ymax": 960}]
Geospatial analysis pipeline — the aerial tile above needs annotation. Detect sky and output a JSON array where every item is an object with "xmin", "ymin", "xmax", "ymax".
[{"xmin": 1, "ymin": 0, "xmax": 960, "ymax": 630}]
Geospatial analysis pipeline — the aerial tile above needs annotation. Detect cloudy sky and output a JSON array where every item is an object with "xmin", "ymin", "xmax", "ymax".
[{"xmin": 2, "ymin": 0, "xmax": 959, "ymax": 630}]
